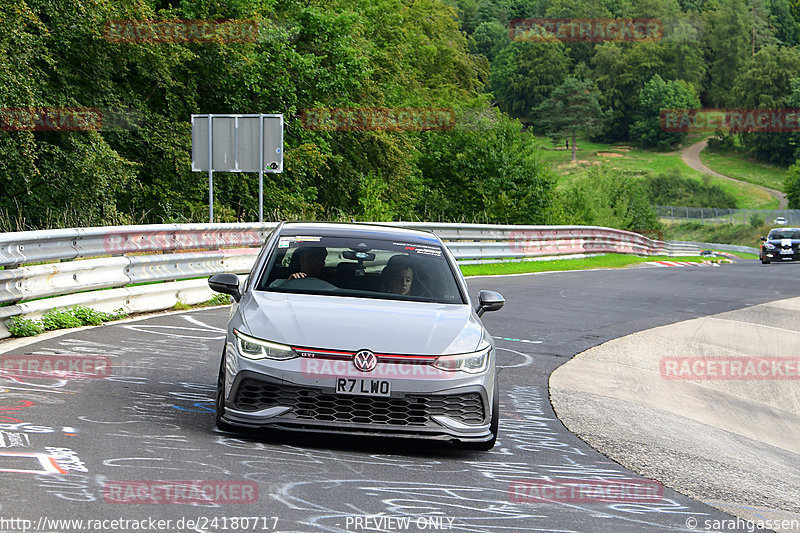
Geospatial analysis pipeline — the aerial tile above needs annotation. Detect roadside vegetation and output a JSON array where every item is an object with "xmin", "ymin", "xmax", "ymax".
[
  {"xmin": 460, "ymin": 254, "xmax": 714, "ymax": 277},
  {"xmin": 3, "ymin": 0, "xmax": 800, "ymax": 232},
  {"xmin": 539, "ymin": 135, "xmax": 778, "ymax": 210},
  {"xmin": 5, "ymin": 294, "xmax": 231, "ymax": 337},
  {"xmin": 700, "ymin": 142, "xmax": 789, "ymax": 192},
  {"xmin": 663, "ymin": 221, "xmax": 774, "ymax": 248},
  {"xmin": 7, "ymin": 306, "xmax": 128, "ymax": 337}
]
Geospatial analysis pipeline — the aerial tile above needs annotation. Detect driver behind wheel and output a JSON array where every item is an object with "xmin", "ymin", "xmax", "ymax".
[
  {"xmin": 269, "ymin": 246, "xmax": 328, "ymax": 287},
  {"xmin": 288, "ymin": 246, "xmax": 328, "ymax": 279}
]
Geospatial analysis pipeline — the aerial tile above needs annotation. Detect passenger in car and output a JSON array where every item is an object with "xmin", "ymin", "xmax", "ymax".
[{"xmin": 381, "ymin": 257, "xmax": 414, "ymax": 295}]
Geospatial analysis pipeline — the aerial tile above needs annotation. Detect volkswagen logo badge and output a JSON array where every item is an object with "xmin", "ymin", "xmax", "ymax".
[{"xmin": 353, "ymin": 350, "xmax": 377, "ymax": 372}]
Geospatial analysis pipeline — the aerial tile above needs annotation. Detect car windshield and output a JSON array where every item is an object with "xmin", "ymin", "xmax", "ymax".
[
  {"xmin": 256, "ymin": 234, "xmax": 464, "ymax": 304},
  {"xmin": 769, "ymin": 230, "xmax": 800, "ymax": 239}
]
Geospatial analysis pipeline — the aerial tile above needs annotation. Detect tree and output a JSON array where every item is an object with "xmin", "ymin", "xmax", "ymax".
[
  {"xmin": 629, "ymin": 74, "xmax": 701, "ymax": 149},
  {"xmin": 786, "ymin": 160, "xmax": 800, "ymax": 209},
  {"xmin": 416, "ymin": 109, "xmax": 556, "ymax": 224},
  {"xmin": 592, "ymin": 41, "xmax": 666, "ymax": 140},
  {"xmin": 549, "ymin": 165, "xmax": 662, "ymax": 230},
  {"xmin": 469, "ymin": 20, "xmax": 510, "ymax": 61},
  {"xmin": 535, "ymin": 78, "xmax": 608, "ymax": 160},
  {"xmin": 660, "ymin": 15, "xmax": 706, "ymax": 91},
  {"xmin": 703, "ymin": 0, "xmax": 752, "ymax": 106},
  {"xmin": 491, "ymin": 41, "xmax": 572, "ymax": 123},
  {"xmin": 731, "ymin": 46, "xmax": 800, "ymax": 165},
  {"xmin": 768, "ymin": 0, "xmax": 800, "ymax": 46}
]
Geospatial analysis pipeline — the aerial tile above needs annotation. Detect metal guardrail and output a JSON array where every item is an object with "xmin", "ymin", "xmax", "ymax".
[
  {"xmin": 0, "ymin": 222, "xmax": 700, "ymax": 338},
  {"xmin": 0, "ymin": 222, "xmax": 275, "ymax": 267},
  {"xmin": 656, "ymin": 206, "xmax": 800, "ymax": 226},
  {"xmin": 679, "ymin": 242, "xmax": 761, "ymax": 255}
]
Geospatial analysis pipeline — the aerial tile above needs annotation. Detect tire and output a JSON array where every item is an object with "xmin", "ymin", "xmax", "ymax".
[
  {"xmin": 215, "ymin": 351, "xmax": 237, "ymax": 432},
  {"xmin": 459, "ymin": 377, "xmax": 499, "ymax": 451},
  {"xmin": 761, "ymin": 256, "xmax": 770, "ymax": 264}
]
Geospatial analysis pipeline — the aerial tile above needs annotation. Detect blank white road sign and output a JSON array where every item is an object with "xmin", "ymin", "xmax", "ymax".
[{"xmin": 191, "ymin": 114, "xmax": 283, "ymax": 172}]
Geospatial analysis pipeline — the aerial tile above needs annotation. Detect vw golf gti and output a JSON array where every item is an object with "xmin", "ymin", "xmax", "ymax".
[{"xmin": 208, "ymin": 222, "xmax": 505, "ymax": 449}]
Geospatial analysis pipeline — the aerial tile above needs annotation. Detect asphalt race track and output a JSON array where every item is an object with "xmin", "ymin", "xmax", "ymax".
[{"xmin": 1, "ymin": 259, "xmax": 797, "ymax": 533}]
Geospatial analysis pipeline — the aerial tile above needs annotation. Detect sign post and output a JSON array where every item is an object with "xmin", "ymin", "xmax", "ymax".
[{"xmin": 191, "ymin": 114, "xmax": 283, "ymax": 222}]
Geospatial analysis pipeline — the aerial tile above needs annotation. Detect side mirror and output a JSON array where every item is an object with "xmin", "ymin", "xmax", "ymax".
[
  {"xmin": 760, "ymin": 236, "xmax": 767, "ymax": 241},
  {"xmin": 208, "ymin": 273, "xmax": 241, "ymax": 302},
  {"xmin": 476, "ymin": 290, "xmax": 504, "ymax": 317}
]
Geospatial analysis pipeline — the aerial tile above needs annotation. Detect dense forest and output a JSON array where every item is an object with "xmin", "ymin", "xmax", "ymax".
[{"xmin": 1, "ymin": 0, "xmax": 799, "ymax": 231}]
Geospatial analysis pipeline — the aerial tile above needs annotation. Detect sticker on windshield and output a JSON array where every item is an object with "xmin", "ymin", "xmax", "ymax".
[
  {"xmin": 391, "ymin": 242, "xmax": 442, "ymax": 256},
  {"xmin": 279, "ymin": 235, "xmax": 323, "ymax": 247}
]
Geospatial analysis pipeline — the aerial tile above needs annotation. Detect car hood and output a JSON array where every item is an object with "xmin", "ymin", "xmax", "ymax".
[
  {"xmin": 766, "ymin": 238, "xmax": 800, "ymax": 245},
  {"xmin": 239, "ymin": 291, "xmax": 484, "ymax": 355}
]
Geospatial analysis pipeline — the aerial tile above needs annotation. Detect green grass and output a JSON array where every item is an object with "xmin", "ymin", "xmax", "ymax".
[
  {"xmin": 537, "ymin": 135, "xmax": 778, "ymax": 209},
  {"xmin": 459, "ymin": 254, "xmax": 709, "ymax": 276},
  {"xmin": 699, "ymin": 146, "xmax": 788, "ymax": 192},
  {"xmin": 663, "ymin": 221, "xmax": 770, "ymax": 248},
  {"xmin": 713, "ymin": 250, "xmax": 758, "ymax": 260}
]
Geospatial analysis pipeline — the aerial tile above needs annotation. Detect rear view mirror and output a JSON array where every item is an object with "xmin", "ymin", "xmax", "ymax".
[
  {"xmin": 343, "ymin": 250, "xmax": 376, "ymax": 262},
  {"xmin": 208, "ymin": 273, "xmax": 241, "ymax": 302},
  {"xmin": 476, "ymin": 290, "xmax": 504, "ymax": 317},
  {"xmin": 760, "ymin": 236, "xmax": 767, "ymax": 241}
]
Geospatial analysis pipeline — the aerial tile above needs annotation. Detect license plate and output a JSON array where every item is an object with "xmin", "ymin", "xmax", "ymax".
[
  {"xmin": 335, "ymin": 377, "xmax": 391, "ymax": 397},
  {"xmin": 781, "ymin": 249, "xmax": 793, "ymax": 255}
]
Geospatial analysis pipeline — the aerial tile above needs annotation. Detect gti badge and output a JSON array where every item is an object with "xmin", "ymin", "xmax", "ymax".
[{"xmin": 353, "ymin": 350, "xmax": 377, "ymax": 372}]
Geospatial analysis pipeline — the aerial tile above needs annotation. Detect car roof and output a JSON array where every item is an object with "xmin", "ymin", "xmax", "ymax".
[
  {"xmin": 769, "ymin": 227, "xmax": 800, "ymax": 232},
  {"xmin": 278, "ymin": 222, "xmax": 442, "ymax": 245}
]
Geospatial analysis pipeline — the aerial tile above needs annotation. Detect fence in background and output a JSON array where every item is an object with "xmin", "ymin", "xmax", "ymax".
[
  {"xmin": 0, "ymin": 222, "xmax": 700, "ymax": 338},
  {"xmin": 656, "ymin": 206, "xmax": 800, "ymax": 226}
]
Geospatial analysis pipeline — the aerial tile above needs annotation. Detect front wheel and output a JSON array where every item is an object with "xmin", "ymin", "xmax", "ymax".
[
  {"xmin": 761, "ymin": 256, "xmax": 770, "ymax": 264},
  {"xmin": 215, "ymin": 351, "xmax": 237, "ymax": 432}
]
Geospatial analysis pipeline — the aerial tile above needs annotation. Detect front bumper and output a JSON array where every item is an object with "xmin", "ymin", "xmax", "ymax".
[
  {"xmin": 221, "ymin": 345, "xmax": 496, "ymax": 443},
  {"xmin": 763, "ymin": 249, "xmax": 799, "ymax": 261}
]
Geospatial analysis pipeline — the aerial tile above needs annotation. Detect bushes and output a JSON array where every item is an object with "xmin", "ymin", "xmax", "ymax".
[
  {"xmin": 5, "ymin": 306, "xmax": 128, "ymax": 337},
  {"xmin": 644, "ymin": 169, "xmax": 737, "ymax": 208},
  {"xmin": 41, "ymin": 309, "xmax": 83, "ymax": 331},
  {"xmin": 6, "ymin": 316, "xmax": 45, "ymax": 337},
  {"xmin": 548, "ymin": 165, "xmax": 662, "ymax": 232}
]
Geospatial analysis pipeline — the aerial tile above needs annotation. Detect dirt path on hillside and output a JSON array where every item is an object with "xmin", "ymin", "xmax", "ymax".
[{"xmin": 681, "ymin": 139, "xmax": 787, "ymax": 209}]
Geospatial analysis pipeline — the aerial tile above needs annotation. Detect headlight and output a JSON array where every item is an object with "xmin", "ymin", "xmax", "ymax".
[
  {"xmin": 233, "ymin": 329, "xmax": 297, "ymax": 360},
  {"xmin": 764, "ymin": 243, "xmax": 776, "ymax": 249},
  {"xmin": 431, "ymin": 346, "xmax": 491, "ymax": 374}
]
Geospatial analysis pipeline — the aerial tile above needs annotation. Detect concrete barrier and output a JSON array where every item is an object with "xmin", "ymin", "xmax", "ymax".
[{"xmin": 550, "ymin": 297, "xmax": 800, "ymax": 531}]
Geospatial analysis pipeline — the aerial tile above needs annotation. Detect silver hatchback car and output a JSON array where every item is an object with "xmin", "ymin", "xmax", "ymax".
[{"xmin": 208, "ymin": 222, "xmax": 505, "ymax": 449}]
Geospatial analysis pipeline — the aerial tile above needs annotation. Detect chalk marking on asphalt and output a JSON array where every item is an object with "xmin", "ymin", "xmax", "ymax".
[
  {"xmin": 498, "ymin": 337, "xmax": 543, "ymax": 344},
  {"xmin": 495, "ymin": 347, "xmax": 535, "ymax": 368},
  {"xmin": 182, "ymin": 315, "xmax": 226, "ymax": 332}
]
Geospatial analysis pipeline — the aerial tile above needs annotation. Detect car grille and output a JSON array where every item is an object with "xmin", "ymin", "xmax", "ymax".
[{"xmin": 233, "ymin": 379, "xmax": 485, "ymax": 426}]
